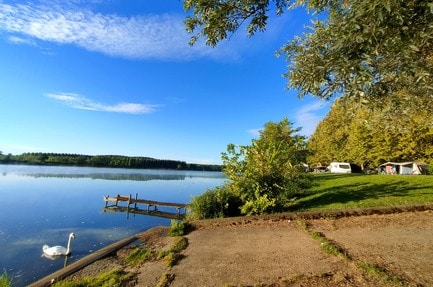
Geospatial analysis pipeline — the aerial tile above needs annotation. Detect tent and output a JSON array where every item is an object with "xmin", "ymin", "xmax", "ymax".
[{"xmin": 378, "ymin": 162, "xmax": 429, "ymax": 175}]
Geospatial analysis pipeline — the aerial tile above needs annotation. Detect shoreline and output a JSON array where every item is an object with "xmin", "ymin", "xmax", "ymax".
[
  {"xmin": 28, "ymin": 235, "xmax": 139, "ymax": 287},
  {"xmin": 29, "ymin": 203, "xmax": 433, "ymax": 286}
]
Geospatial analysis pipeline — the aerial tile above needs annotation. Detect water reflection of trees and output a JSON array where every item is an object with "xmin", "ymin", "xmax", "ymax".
[{"xmin": 24, "ymin": 173, "xmax": 186, "ymax": 181}]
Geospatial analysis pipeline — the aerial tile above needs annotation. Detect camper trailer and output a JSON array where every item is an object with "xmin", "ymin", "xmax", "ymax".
[
  {"xmin": 327, "ymin": 162, "xmax": 352, "ymax": 173},
  {"xmin": 378, "ymin": 162, "xmax": 428, "ymax": 175}
]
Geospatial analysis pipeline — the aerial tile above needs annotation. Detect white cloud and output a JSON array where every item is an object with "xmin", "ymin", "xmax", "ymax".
[
  {"xmin": 46, "ymin": 92, "xmax": 159, "ymax": 114},
  {"xmin": 0, "ymin": 2, "xmax": 236, "ymax": 60},
  {"xmin": 7, "ymin": 35, "xmax": 36, "ymax": 45},
  {"xmin": 295, "ymin": 101, "xmax": 327, "ymax": 136},
  {"xmin": 245, "ymin": 101, "xmax": 327, "ymax": 140}
]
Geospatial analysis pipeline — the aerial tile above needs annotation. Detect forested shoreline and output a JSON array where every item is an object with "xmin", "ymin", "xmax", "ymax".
[{"xmin": 0, "ymin": 152, "xmax": 222, "ymax": 171}]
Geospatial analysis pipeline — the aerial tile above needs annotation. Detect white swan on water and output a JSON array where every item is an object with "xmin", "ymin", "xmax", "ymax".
[{"xmin": 42, "ymin": 233, "xmax": 75, "ymax": 256}]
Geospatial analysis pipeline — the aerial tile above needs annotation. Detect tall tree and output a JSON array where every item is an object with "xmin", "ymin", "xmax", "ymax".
[
  {"xmin": 184, "ymin": 0, "xmax": 433, "ymax": 102},
  {"xmin": 222, "ymin": 118, "xmax": 310, "ymax": 215},
  {"xmin": 307, "ymin": 98, "xmax": 355, "ymax": 165},
  {"xmin": 308, "ymin": 95, "xmax": 433, "ymax": 168}
]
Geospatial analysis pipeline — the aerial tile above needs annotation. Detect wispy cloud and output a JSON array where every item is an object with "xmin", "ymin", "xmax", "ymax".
[
  {"xmin": 295, "ymin": 101, "xmax": 328, "ymax": 136},
  {"xmin": 0, "ymin": 2, "xmax": 236, "ymax": 60},
  {"xmin": 245, "ymin": 101, "xmax": 327, "ymax": 139},
  {"xmin": 7, "ymin": 35, "xmax": 36, "ymax": 46},
  {"xmin": 46, "ymin": 92, "xmax": 159, "ymax": 114}
]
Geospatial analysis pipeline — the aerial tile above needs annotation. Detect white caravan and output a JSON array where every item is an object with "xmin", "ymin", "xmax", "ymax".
[{"xmin": 327, "ymin": 162, "xmax": 352, "ymax": 173}]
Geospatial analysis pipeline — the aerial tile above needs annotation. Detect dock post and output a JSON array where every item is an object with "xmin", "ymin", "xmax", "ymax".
[{"xmin": 134, "ymin": 193, "xmax": 138, "ymax": 209}]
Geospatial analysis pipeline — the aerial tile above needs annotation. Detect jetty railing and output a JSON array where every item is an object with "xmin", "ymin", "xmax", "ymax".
[{"xmin": 103, "ymin": 193, "xmax": 189, "ymax": 216}]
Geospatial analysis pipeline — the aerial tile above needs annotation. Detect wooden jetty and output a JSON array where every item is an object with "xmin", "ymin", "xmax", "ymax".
[{"xmin": 103, "ymin": 193, "xmax": 189, "ymax": 216}]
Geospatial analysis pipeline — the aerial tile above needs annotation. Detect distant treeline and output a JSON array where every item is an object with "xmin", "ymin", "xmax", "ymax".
[{"xmin": 0, "ymin": 152, "xmax": 222, "ymax": 171}]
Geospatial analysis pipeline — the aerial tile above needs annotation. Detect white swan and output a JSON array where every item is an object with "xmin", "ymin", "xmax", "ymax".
[{"xmin": 42, "ymin": 233, "xmax": 75, "ymax": 256}]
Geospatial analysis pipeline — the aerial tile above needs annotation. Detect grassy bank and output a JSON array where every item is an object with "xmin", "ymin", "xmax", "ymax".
[
  {"xmin": 0, "ymin": 270, "xmax": 11, "ymax": 287},
  {"xmin": 292, "ymin": 173, "xmax": 433, "ymax": 211}
]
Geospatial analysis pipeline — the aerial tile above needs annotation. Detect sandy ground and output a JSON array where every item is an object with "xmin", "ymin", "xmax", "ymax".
[{"xmin": 69, "ymin": 209, "xmax": 433, "ymax": 287}]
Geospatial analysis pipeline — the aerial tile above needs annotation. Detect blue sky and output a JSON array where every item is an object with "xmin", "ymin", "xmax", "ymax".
[{"xmin": 0, "ymin": 0, "xmax": 329, "ymax": 164}]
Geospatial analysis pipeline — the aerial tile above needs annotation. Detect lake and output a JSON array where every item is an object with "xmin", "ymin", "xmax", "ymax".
[{"xmin": 0, "ymin": 164, "xmax": 226, "ymax": 286}]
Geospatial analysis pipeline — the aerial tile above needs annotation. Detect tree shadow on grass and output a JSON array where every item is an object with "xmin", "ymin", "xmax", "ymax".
[{"xmin": 290, "ymin": 179, "xmax": 433, "ymax": 211}]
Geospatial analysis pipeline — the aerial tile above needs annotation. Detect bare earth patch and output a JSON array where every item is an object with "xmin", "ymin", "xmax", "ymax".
[
  {"xmin": 66, "ymin": 210, "xmax": 433, "ymax": 287},
  {"xmin": 171, "ymin": 222, "xmax": 375, "ymax": 287},
  {"xmin": 309, "ymin": 210, "xmax": 433, "ymax": 286}
]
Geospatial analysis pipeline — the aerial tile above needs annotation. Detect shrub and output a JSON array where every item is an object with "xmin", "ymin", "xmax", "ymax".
[
  {"xmin": 190, "ymin": 119, "xmax": 310, "ymax": 218},
  {"xmin": 240, "ymin": 194, "xmax": 276, "ymax": 215},
  {"xmin": 189, "ymin": 186, "xmax": 242, "ymax": 219},
  {"xmin": 428, "ymin": 164, "xmax": 433, "ymax": 175},
  {"xmin": 168, "ymin": 220, "xmax": 185, "ymax": 237}
]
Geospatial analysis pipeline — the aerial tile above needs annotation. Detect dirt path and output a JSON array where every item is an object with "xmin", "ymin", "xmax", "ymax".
[
  {"xmin": 69, "ymin": 209, "xmax": 433, "ymax": 287},
  {"xmin": 310, "ymin": 211, "xmax": 433, "ymax": 286},
  {"xmin": 170, "ymin": 222, "xmax": 371, "ymax": 287}
]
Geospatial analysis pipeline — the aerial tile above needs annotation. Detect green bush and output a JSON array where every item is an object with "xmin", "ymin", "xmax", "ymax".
[
  {"xmin": 189, "ymin": 186, "xmax": 242, "ymax": 219},
  {"xmin": 428, "ymin": 164, "xmax": 433, "ymax": 175},
  {"xmin": 221, "ymin": 119, "xmax": 311, "ymax": 216},
  {"xmin": 190, "ymin": 119, "xmax": 311, "ymax": 218},
  {"xmin": 240, "ymin": 194, "xmax": 276, "ymax": 215},
  {"xmin": 168, "ymin": 220, "xmax": 186, "ymax": 237}
]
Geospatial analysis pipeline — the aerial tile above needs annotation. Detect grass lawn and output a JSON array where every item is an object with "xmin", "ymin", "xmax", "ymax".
[{"xmin": 292, "ymin": 173, "xmax": 433, "ymax": 211}]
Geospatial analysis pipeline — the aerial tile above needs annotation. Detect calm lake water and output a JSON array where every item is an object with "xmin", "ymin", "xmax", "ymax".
[{"xmin": 0, "ymin": 164, "xmax": 226, "ymax": 286}]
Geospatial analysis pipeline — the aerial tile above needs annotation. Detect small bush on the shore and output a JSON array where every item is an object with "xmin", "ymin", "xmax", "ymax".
[
  {"xmin": 53, "ymin": 269, "xmax": 134, "ymax": 287},
  {"xmin": 125, "ymin": 248, "xmax": 155, "ymax": 266},
  {"xmin": 0, "ymin": 270, "xmax": 11, "ymax": 287},
  {"xmin": 168, "ymin": 220, "xmax": 186, "ymax": 236},
  {"xmin": 190, "ymin": 186, "xmax": 242, "ymax": 219}
]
